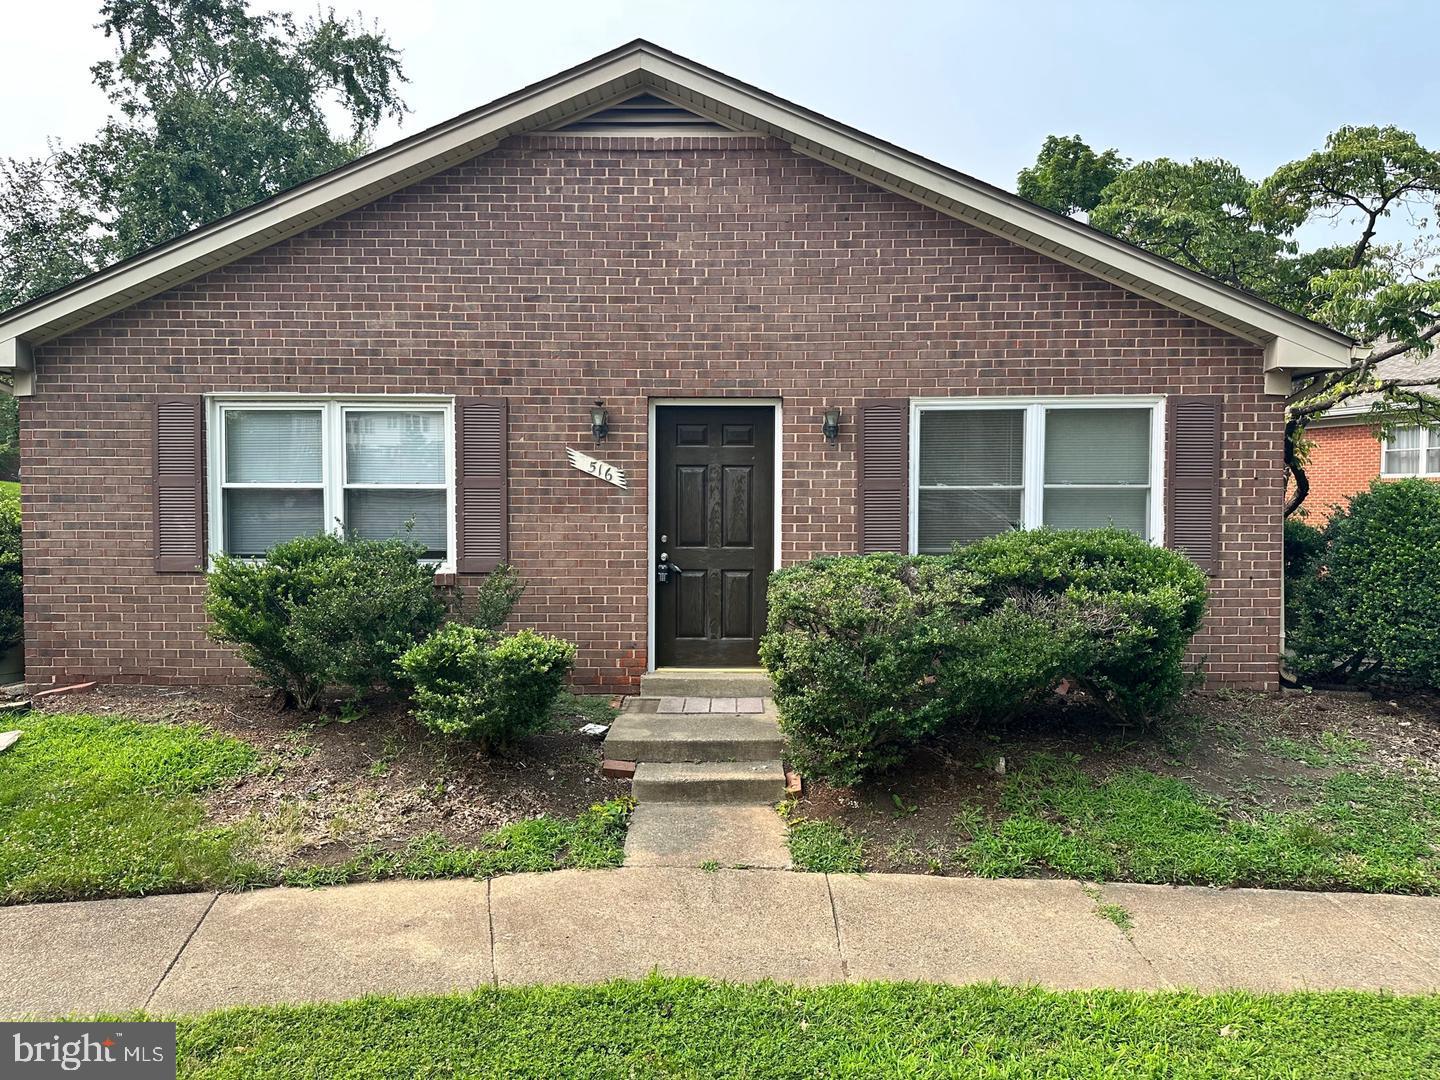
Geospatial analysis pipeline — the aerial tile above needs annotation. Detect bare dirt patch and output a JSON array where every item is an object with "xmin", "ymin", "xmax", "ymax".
[
  {"xmin": 35, "ymin": 684, "xmax": 629, "ymax": 870},
  {"xmin": 792, "ymin": 688, "xmax": 1440, "ymax": 875}
]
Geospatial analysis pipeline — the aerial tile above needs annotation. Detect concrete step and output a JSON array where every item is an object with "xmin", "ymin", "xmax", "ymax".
[
  {"xmin": 632, "ymin": 760, "xmax": 786, "ymax": 804},
  {"xmin": 623, "ymin": 803, "xmax": 791, "ymax": 868},
  {"xmin": 605, "ymin": 711, "xmax": 784, "ymax": 762},
  {"xmin": 640, "ymin": 668, "xmax": 773, "ymax": 698}
]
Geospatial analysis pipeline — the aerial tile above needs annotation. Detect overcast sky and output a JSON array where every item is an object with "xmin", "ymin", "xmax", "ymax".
[{"xmin": 2, "ymin": 0, "xmax": 1436, "ymax": 204}]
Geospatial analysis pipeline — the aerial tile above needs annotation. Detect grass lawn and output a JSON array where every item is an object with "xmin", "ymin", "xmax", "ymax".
[
  {"xmin": 789, "ymin": 689, "xmax": 1440, "ymax": 893},
  {"xmin": 0, "ymin": 712, "xmax": 261, "ymax": 902},
  {"xmin": 956, "ymin": 754, "xmax": 1440, "ymax": 892},
  {"xmin": 160, "ymin": 978, "xmax": 1440, "ymax": 1078},
  {"xmin": 0, "ymin": 480, "xmax": 18, "ymax": 509},
  {"xmin": 0, "ymin": 709, "xmax": 630, "ymax": 904}
]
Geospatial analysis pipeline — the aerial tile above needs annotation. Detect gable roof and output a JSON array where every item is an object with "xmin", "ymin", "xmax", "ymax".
[{"xmin": 0, "ymin": 39, "xmax": 1355, "ymax": 395}]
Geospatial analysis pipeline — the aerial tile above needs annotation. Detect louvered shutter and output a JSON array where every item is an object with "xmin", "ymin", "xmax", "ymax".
[
  {"xmin": 455, "ymin": 397, "xmax": 508, "ymax": 573},
  {"xmin": 857, "ymin": 399, "xmax": 910, "ymax": 554},
  {"xmin": 1165, "ymin": 396, "xmax": 1223, "ymax": 572},
  {"xmin": 153, "ymin": 396, "xmax": 205, "ymax": 573}
]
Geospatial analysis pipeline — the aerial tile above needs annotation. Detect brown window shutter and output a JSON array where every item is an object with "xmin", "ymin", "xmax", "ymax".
[
  {"xmin": 153, "ymin": 396, "xmax": 205, "ymax": 573},
  {"xmin": 857, "ymin": 398, "xmax": 910, "ymax": 554},
  {"xmin": 455, "ymin": 397, "xmax": 508, "ymax": 573},
  {"xmin": 1166, "ymin": 395, "xmax": 1223, "ymax": 572}
]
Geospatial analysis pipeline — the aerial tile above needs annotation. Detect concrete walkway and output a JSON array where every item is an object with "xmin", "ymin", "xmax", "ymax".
[{"xmin": 2, "ymin": 871, "xmax": 1438, "ymax": 1018}]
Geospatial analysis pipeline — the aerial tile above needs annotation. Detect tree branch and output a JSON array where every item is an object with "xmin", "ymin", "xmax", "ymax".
[
  {"xmin": 1350, "ymin": 207, "xmax": 1383, "ymax": 268},
  {"xmin": 1284, "ymin": 415, "xmax": 1310, "ymax": 517}
]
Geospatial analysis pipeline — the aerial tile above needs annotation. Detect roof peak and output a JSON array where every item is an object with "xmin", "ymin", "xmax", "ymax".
[{"xmin": 0, "ymin": 38, "xmax": 1353, "ymax": 394}]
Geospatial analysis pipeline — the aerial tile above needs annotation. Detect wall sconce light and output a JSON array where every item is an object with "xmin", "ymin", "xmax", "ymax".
[
  {"xmin": 821, "ymin": 406, "xmax": 841, "ymax": 443},
  {"xmin": 590, "ymin": 400, "xmax": 609, "ymax": 441}
]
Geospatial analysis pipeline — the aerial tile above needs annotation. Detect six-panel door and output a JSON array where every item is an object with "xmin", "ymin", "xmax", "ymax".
[{"xmin": 654, "ymin": 405, "xmax": 775, "ymax": 666}]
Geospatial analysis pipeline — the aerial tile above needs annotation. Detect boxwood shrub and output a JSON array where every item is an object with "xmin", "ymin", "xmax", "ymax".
[
  {"xmin": 206, "ymin": 534, "xmax": 447, "ymax": 710},
  {"xmin": 949, "ymin": 528, "xmax": 1208, "ymax": 722},
  {"xmin": 398, "ymin": 625, "xmax": 576, "ymax": 751},
  {"xmin": 759, "ymin": 554, "xmax": 987, "ymax": 785},
  {"xmin": 1288, "ymin": 478, "xmax": 1440, "ymax": 689},
  {"xmin": 761, "ymin": 529, "xmax": 1208, "ymax": 786}
]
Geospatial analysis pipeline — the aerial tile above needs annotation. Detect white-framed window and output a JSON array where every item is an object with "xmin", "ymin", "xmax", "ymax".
[
  {"xmin": 1381, "ymin": 425, "xmax": 1440, "ymax": 477},
  {"xmin": 910, "ymin": 397, "xmax": 1166, "ymax": 553},
  {"xmin": 207, "ymin": 397, "xmax": 454, "ymax": 564}
]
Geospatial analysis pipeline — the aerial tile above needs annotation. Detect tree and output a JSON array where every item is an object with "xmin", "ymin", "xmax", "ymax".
[
  {"xmin": 1016, "ymin": 135, "xmax": 1127, "ymax": 217},
  {"xmin": 1019, "ymin": 126, "xmax": 1440, "ymax": 515},
  {"xmin": 0, "ymin": 0, "xmax": 408, "ymax": 311}
]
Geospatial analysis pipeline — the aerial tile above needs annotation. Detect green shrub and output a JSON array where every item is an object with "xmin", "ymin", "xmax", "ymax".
[
  {"xmin": 1283, "ymin": 518, "xmax": 1325, "ymax": 631},
  {"xmin": 760, "ymin": 554, "xmax": 987, "ymax": 785},
  {"xmin": 1284, "ymin": 518, "xmax": 1325, "ymax": 583},
  {"xmin": 398, "ymin": 625, "xmax": 576, "ymax": 750},
  {"xmin": 1289, "ymin": 479, "xmax": 1440, "ymax": 688},
  {"xmin": 762, "ymin": 529, "xmax": 1208, "ymax": 786},
  {"xmin": 0, "ymin": 486, "xmax": 20, "ymax": 651},
  {"xmin": 949, "ymin": 528, "xmax": 1208, "ymax": 720},
  {"xmin": 206, "ymin": 534, "xmax": 446, "ymax": 710},
  {"xmin": 464, "ymin": 563, "xmax": 525, "ymax": 631}
]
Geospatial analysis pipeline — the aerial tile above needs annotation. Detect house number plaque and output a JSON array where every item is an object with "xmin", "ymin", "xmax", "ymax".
[{"xmin": 566, "ymin": 447, "xmax": 628, "ymax": 488}]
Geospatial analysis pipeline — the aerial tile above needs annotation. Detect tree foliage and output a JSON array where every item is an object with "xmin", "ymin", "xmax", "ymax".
[
  {"xmin": 1016, "ymin": 135, "xmax": 1127, "ymax": 217},
  {"xmin": 0, "ymin": 0, "xmax": 408, "ymax": 311},
  {"xmin": 1018, "ymin": 125, "xmax": 1440, "ymax": 514}
]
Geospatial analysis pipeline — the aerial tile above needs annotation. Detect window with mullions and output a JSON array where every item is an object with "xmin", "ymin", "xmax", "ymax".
[
  {"xmin": 1381, "ymin": 425, "xmax": 1440, "ymax": 477},
  {"xmin": 212, "ymin": 400, "xmax": 452, "ymax": 561},
  {"xmin": 913, "ymin": 400, "xmax": 1161, "ymax": 553}
]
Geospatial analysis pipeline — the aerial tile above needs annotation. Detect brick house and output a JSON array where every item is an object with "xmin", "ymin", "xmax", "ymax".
[
  {"xmin": 0, "ymin": 41, "xmax": 1355, "ymax": 693},
  {"xmin": 1298, "ymin": 354, "xmax": 1440, "ymax": 523}
]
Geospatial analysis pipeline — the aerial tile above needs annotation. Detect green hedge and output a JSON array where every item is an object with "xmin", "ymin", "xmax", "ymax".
[
  {"xmin": 1289, "ymin": 478, "xmax": 1440, "ymax": 688},
  {"xmin": 398, "ymin": 625, "xmax": 575, "ymax": 750},
  {"xmin": 761, "ymin": 529, "xmax": 1208, "ymax": 786},
  {"xmin": 206, "ymin": 534, "xmax": 447, "ymax": 709}
]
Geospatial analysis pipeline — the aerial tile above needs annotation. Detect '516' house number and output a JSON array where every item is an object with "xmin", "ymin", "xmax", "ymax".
[{"xmin": 565, "ymin": 447, "xmax": 628, "ymax": 488}]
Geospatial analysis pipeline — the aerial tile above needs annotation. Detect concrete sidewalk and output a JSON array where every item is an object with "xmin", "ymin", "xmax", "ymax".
[{"xmin": 2, "ymin": 870, "xmax": 1438, "ymax": 1018}]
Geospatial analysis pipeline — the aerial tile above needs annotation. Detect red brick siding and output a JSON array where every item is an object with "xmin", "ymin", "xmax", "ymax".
[
  {"xmin": 1297, "ymin": 423, "xmax": 1382, "ymax": 524},
  {"xmin": 1292, "ymin": 421, "xmax": 1440, "ymax": 525},
  {"xmin": 22, "ymin": 134, "xmax": 1283, "ymax": 691}
]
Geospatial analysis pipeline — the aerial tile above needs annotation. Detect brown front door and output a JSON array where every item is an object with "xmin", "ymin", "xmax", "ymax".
[{"xmin": 655, "ymin": 405, "xmax": 775, "ymax": 667}]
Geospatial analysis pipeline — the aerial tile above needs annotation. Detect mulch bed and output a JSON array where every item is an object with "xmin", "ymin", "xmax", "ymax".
[
  {"xmin": 33, "ymin": 684, "xmax": 629, "ymax": 870},
  {"xmin": 793, "ymin": 688, "xmax": 1440, "ymax": 875}
]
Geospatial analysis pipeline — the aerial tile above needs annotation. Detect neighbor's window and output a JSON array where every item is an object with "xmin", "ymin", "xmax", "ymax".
[
  {"xmin": 914, "ymin": 400, "xmax": 1161, "ymax": 553},
  {"xmin": 1381, "ymin": 425, "xmax": 1440, "ymax": 477},
  {"xmin": 212, "ymin": 399, "xmax": 451, "ymax": 561}
]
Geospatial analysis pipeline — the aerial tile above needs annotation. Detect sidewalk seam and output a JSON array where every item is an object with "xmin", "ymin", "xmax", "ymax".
[
  {"xmin": 1091, "ymin": 882, "xmax": 1173, "ymax": 990},
  {"xmin": 1319, "ymin": 892, "xmax": 1440, "ymax": 979},
  {"xmin": 486, "ymin": 877, "xmax": 498, "ymax": 989},
  {"xmin": 143, "ymin": 891, "xmax": 219, "ymax": 1011},
  {"xmin": 823, "ymin": 874, "xmax": 850, "ymax": 982}
]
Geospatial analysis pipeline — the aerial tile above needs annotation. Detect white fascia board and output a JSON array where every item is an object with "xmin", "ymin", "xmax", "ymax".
[
  {"xmin": 0, "ymin": 61, "xmax": 647, "ymax": 350},
  {"xmin": 0, "ymin": 41, "xmax": 1354, "ymax": 392},
  {"xmin": 0, "ymin": 338, "xmax": 33, "ymax": 396},
  {"xmin": 636, "ymin": 52, "xmax": 1353, "ymax": 370},
  {"xmin": 1263, "ymin": 335, "xmax": 1354, "ymax": 374},
  {"xmin": 0, "ymin": 338, "xmax": 32, "ymax": 371}
]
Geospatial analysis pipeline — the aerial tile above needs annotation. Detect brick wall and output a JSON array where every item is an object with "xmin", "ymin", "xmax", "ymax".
[
  {"xmin": 22, "ymin": 134, "xmax": 1283, "ymax": 691},
  {"xmin": 1296, "ymin": 423, "xmax": 1382, "ymax": 524}
]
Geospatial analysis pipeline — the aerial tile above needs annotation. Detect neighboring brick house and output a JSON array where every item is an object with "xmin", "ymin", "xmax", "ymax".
[
  {"xmin": 1299, "ymin": 354, "xmax": 1440, "ymax": 524},
  {"xmin": 0, "ymin": 41, "xmax": 1356, "ymax": 692}
]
